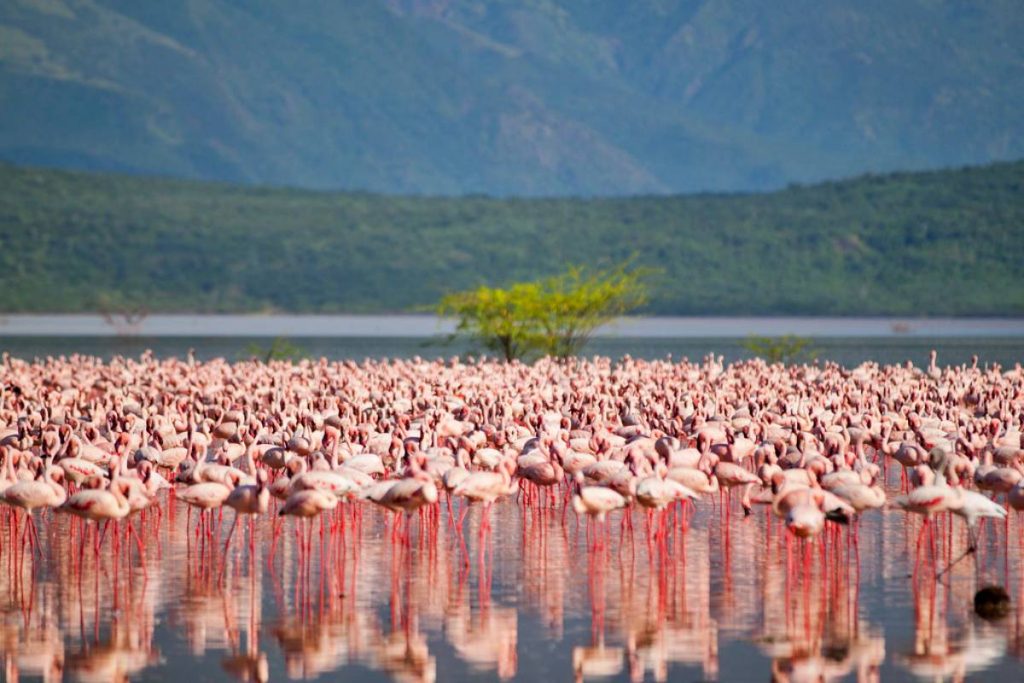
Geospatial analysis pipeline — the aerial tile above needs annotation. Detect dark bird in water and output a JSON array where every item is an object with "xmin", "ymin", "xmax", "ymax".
[{"xmin": 974, "ymin": 585, "xmax": 1011, "ymax": 620}]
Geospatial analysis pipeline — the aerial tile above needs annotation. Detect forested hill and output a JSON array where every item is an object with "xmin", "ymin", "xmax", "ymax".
[
  {"xmin": 0, "ymin": 1, "xmax": 1022, "ymax": 196},
  {"xmin": 0, "ymin": 160, "xmax": 1021, "ymax": 315}
]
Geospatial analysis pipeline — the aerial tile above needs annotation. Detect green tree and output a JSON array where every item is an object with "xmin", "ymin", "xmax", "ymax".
[
  {"xmin": 742, "ymin": 335, "xmax": 819, "ymax": 364},
  {"xmin": 439, "ymin": 262, "xmax": 650, "ymax": 361},
  {"xmin": 241, "ymin": 337, "xmax": 306, "ymax": 363}
]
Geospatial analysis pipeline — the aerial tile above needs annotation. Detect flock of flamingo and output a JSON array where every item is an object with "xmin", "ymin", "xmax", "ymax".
[{"xmin": 0, "ymin": 348, "xmax": 1023, "ymax": 680}]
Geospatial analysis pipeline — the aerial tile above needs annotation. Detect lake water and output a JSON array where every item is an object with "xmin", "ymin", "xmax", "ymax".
[
  {"xmin": 1, "ymin": 315, "xmax": 1021, "ymax": 369},
  {"xmin": 0, "ymin": 315, "xmax": 1022, "ymax": 369},
  {"xmin": 2, "ymin": 475, "xmax": 1023, "ymax": 683},
  {"xmin": 2, "ymin": 336, "xmax": 1022, "ymax": 371},
  {"xmin": 6, "ymin": 333, "xmax": 1024, "ymax": 370}
]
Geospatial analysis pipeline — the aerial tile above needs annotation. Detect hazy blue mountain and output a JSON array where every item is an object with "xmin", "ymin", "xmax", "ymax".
[{"xmin": 0, "ymin": 0, "xmax": 1021, "ymax": 195}]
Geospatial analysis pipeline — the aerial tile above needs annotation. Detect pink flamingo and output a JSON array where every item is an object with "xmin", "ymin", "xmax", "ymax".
[
  {"xmin": 221, "ymin": 469, "xmax": 270, "ymax": 564},
  {"xmin": 58, "ymin": 475, "xmax": 132, "ymax": 555},
  {"xmin": 1, "ymin": 461, "xmax": 67, "ymax": 552}
]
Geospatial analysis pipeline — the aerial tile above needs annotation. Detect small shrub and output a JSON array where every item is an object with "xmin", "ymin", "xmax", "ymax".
[
  {"xmin": 743, "ymin": 335, "xmax": 818, "ymax": 364},
  {"xmin": 242, "ymin": 337, "xmax": 306, "ymax": 363}
]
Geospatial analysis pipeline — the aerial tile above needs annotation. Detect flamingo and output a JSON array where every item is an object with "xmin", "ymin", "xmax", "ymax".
[
  {"xmin": 442, "ymin": 449, "xmax": 471, "ymax": 494},
  {"xmin": 572, "ymin": 485, "xmax": 628, "ymax": 549},
  {"xmin": 634, "ymin": 473, "xmax": 699, "ymax": 511},
  {"xmin": 452, "ymin": 459, "xmax": 515, "ymax": 506},
  {"xmin": 58, "ymin": 476, "xmax": 132, "ymax": 555},
  {"xmin": 952, "ymin": 489, "xmax": 1007, "ymax": 550},
  {"xmin": 178, "ymin": 479, "xmax": 232, "ymax": 544},
  {"xmin": 377, "ymin": 471, "xmax": 439, "ymax": 514},
  {"xmin": 221, "ymin": 469, "xmax": 270, "ymax": 560},
  {"xmin": 830, "ymin": 480, "xmax": 886, "ymax": 514},
  {"xmin": 1, "ymin": 461, "xmax": 67, "ymax": 512},
  {"xmin": 57, "ymin": 452, "xmax": 108, "ymax": 487},
  {"xmin": 1, "ymin": 461, "xmax": 67, "ymax": 552},
  {"xmin": 59, "ymin": 477, "xmax": 131, "ymax": 523},
  {"xmin": 279, "ymin": 489, "xmax": 339, "ymax": 518},
  {"xmin": 178, "ymin": 481, "xmax": 232, "ymax": 511},
  {"xmin": 290, "ymin": 463, "xmax": 360, "ymax": 500},
  {"xmin": 714, "ymin": 462, "xmax": 760, "ymax": 515},
  {"xmin": 1009, "ymin": 480, "xmax": 1024, "ymax": 513},
  {"xmin": 225, "ymin": 468, "xmax": 271, "ymax": 516},
  {"xmin": 666, "ymin": 466, "xmax": 719, "ymax": 495},
  {"xmin": 785, "ymin": 502, "xmax": 826, "ymax": 538},
  {"xmin": 444, "ymin": 456, "xmax": 515, "ymax": 537}
]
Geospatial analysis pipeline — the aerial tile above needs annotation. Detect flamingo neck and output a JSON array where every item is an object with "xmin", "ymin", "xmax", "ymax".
[
  {"xmin": 329, "ymin": 436, "xmax": 341, "ymax": 469},
  {"xmin": 3, "ymin": 451, "xmax": 14, "ymax": 482},
  {"xmin": 245, "ymin": 442, "xmax": 257, "ymax": 475}
]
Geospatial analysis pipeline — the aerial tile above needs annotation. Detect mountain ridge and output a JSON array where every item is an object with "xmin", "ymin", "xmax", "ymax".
[{"xmin": 0, "ymin": 0, "xmax": 1021, "ymax": 195}]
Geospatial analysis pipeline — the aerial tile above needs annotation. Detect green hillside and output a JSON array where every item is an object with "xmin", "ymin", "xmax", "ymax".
[
  {"xmin": 0, "ymin": 1, "xmax": 1022, "ymax": 195},
  {"xmin": 0, "ymin": 161, "xmax": 1021, "ymax": 315}
]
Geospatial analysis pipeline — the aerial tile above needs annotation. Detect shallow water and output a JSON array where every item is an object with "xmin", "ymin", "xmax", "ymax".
[
  {"xmin": 2, "ymin": 469, "xmax": 1024, "ymax": 683},
  {"xmin": 1, "ymin": 335, "xmax": 1022, "ymax": 369}
]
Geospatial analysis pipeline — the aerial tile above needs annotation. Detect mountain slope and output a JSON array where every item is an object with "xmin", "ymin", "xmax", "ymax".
[
  {"xmin": 0, "ymin": 160, "xmax": 1021, "ymax": 315},
  {"xmin": 0, "ymin": 0, "xmax": 1021, "ymax": 195}
]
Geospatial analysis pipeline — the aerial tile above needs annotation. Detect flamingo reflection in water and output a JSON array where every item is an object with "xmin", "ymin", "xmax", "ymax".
[
  {"xmin": 65, "ymin": 614, "xmax": 162, "ymax": 683},
  {"xmin": 445, "ymin": 549, "xmax": 518, "ymax": 680},
  {"xmin": 266, "ymin": 497, "xmax": 441, "ymax": 683},
  {"xmin": 219, "ymin": 561, "xmax": 269, "ymax": 683},
  {"xmin": 0, "ymin": 497, "xmax": 163, "ymax": 682},
  {"xmin": 0, "ymin": 587, "xmax": 64, "ymax": 683},
  {"xmin": 521, "ymin": 491, "xmax": 570, "ymax": 640},
  {"xmin": 757, "ymin": 508, "xmax": 885, "ymax": 683},
  {"xmin": 898, "ymin": 573, "xmax": 1008, "ymax": 681},
  {"xmin": 608, "ymin": 519, "xmax": 720, "ymax": 682}
]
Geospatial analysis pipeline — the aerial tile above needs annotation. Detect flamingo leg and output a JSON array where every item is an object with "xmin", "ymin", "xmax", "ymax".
[{"xmin": 220, "ymin": 513, "xmax": 240, "ymax": 580}]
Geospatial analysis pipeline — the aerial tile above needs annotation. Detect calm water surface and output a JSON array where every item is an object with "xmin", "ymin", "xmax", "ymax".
[
  {"xmin": 2, "ymin": 473, "xmax": 1024, "ymax": 683},
  {"xmin": 0, "ymin": 336, "xmax": 1022, "ymax": 369}
]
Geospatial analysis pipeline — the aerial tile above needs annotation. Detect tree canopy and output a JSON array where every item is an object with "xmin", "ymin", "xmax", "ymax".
[{"xmin": 439, "ymin": 263, "xmax": 650, "ymax": 361}]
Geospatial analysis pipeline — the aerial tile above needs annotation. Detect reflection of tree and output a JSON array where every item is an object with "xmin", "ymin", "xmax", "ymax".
[
  {"xmin": 101, "ymin": 308, "xmax": 148, "ymax": 336},
  {"xmin": 97, "ymin": 293, "xmax": 149, "ymax": 336}
]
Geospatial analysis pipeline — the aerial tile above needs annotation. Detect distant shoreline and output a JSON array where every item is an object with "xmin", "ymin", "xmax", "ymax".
[{"xmin": 1, "ymin": 314, "xmax": 1022, "ymax": 338}]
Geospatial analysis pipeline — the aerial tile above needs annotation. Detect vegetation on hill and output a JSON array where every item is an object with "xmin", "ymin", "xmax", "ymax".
[
  {"xmin": 0, "ymin": 1, "xmax": 1022, "ymax": 195},
  {"xmin": 0, "ymin": 160, "xmax": 1021, "ymax": 315}
]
